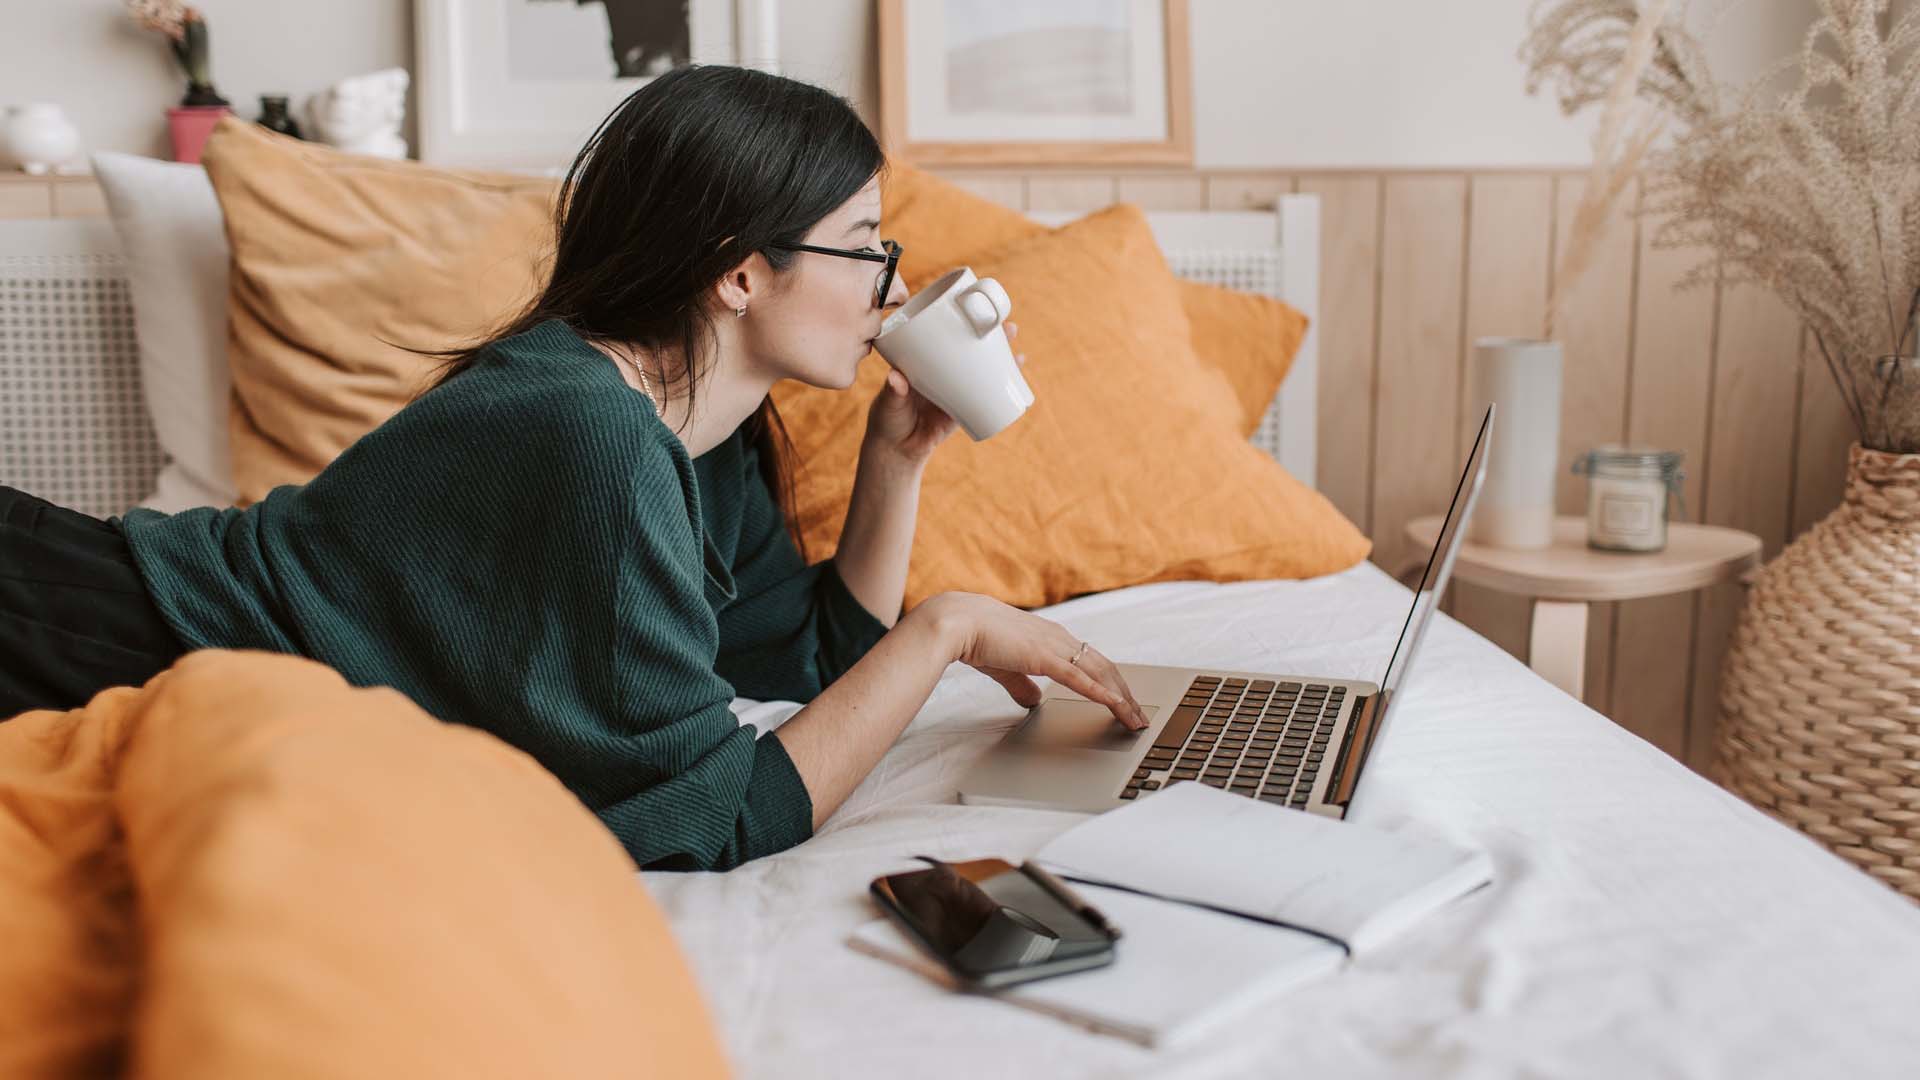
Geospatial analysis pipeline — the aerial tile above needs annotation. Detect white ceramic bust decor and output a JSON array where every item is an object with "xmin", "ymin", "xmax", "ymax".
[
  {"xmin": 4, "ymin": 104, "xmax": 82, "ymax": 174},
  {"xmin": 303, "ymin": 68, "xmax": 409, "ymax": 159}
]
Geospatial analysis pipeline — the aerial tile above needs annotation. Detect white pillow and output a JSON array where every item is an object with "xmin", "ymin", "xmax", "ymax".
[{"xmin": 92, "ymin": 151, "xmax": 237, "ymax": 511}]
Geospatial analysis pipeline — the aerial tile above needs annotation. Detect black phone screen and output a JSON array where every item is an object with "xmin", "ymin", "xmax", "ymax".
[{"xmin": 875, "ymin": 860, "xmax": 1114, "ymax": 985}]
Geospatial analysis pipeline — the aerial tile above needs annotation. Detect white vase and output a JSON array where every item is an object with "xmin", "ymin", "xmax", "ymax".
[
  {"xmin": 4, "ymin": 103, "xmax": 81, "ymax": 175},
  {"xmin": 1467, "ymin": 337, "xmax": 1563, "ymax": 549}
]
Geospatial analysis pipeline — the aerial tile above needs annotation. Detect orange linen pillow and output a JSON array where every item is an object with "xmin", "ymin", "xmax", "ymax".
[
  {"xmin": 201, "ymin": 118, "xmax": 556, "ymax": 504},
  {"xmin": 8, "ymin": 650, "xmax": 728, "ymax": 1079},
  {"xmin": 199, "ymin": 123, "xmax": 1300, "ymax": 502},
  {"xmin": 880, "ymin": 160, "xmax": 1309, "ymax": 437},
  {"xmin": 770, "ymin": 204, "xmax": 1368, "ymax": 611}
]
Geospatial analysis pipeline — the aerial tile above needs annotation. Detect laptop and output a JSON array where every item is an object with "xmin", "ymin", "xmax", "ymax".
[{"xmin": 956, "ymin": 404, "xmax": 1494, "ymax": 820}]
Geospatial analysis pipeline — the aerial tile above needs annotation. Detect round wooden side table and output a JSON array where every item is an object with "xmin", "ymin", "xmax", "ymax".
[{"xmin": 1402, "ymin": 515, "xmax": 1763, "ymax": 698}]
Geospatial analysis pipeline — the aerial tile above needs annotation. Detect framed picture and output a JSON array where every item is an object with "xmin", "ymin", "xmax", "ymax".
[
  {"xmin": 416, "ymin": 0, "xmax": 779, "ymax": 170},
  {"xmin": 878, "ymin": 0, "xmax": 1192, "ymax": 167}
]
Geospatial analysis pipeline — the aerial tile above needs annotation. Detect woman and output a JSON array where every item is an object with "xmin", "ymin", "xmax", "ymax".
[{"xmin": 0, "ymin": 65, "xmax": 1147, "ymax": 871}]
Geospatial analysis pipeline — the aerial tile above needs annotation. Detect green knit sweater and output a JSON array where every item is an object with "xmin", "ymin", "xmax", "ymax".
[{"xmin": 121, "ymin": 319, "xmax": 892, "ymax": 871}]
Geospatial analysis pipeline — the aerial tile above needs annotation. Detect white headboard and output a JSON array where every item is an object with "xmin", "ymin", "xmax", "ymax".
[
  {"xmin": 0, "ymin": 218, "xmax": 167, "ymax": 516},
  {"xmin": 1027, "ymin": 194, "xmax": 1320, "ymax": 489}
]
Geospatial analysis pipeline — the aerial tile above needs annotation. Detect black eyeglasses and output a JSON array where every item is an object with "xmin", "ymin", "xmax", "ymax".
[{"xmin": 767, "ymin": 238, "xmax": 902, "ymax": 309}]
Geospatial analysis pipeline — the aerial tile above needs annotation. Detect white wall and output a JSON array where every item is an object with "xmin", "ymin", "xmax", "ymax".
[
  {"xmin": 0, "ymin": 0, "xmax": 1814, "ymax": 169},
  {"xmin": 1, "ymin": 0, "xmax": 415, "ymax": 163},
  {"xmin": 1192, "ymin": 0, "xmax": 1814, "ymax": 168}
]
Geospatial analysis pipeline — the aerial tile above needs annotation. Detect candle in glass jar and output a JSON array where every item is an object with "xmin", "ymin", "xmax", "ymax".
[{"xmin": 1572, "ymin": 446, "xmax": 1684, "ymax": 552}]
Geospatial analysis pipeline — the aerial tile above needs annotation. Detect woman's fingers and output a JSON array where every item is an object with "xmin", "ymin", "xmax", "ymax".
[
  {"xmin": 1051, "ymin": 658, "xmax": 1133, "ymax": 726},
  {"xmin": 1077, "ymin": 646, "xmax": 1148, "ymax": 729},
  {"xmin": 1045, "ymin": 646, "xmax": 1147, "ymax": 730},
  {"xmin": 947, "ymin": 596, "xmax": 1145, "ymax": 730}
]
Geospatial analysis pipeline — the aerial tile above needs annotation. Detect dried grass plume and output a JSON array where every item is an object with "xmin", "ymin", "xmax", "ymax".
[
  {"xmin": 1524, "ymin": 0, "xmax": 1920, "ymax": 452},
  {"xmin": 1525, "ymin": 0, "xmax": 1672, "ymax": 341}
]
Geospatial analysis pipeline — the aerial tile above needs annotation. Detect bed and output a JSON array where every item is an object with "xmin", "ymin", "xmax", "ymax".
[
  {"xmin": 653, "ymin": 564, "xmax": 1920, "ymax": 1078},
  {"xmin": 638, "ymin": 202, "xmax": 1920, "ymax": 1078},
  {"xmin": 5, "ymin": 198, "xmax": 1919, "ymax": 1078}
]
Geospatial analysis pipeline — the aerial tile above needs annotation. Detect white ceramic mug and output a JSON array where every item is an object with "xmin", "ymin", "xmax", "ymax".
[{"xmin": 874, "ymin": 266, "xmax": 1035, "ymax": 441}]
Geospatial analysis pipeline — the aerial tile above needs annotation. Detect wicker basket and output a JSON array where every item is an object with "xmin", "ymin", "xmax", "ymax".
[{"xmin": 1718, "ymin": 443, "xmax": 1920, "ymax": 900}]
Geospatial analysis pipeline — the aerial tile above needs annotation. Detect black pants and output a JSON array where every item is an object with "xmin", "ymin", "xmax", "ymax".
[{"xmin": 0, "ymin": 485, "xmax": 186, "ymax": 718}]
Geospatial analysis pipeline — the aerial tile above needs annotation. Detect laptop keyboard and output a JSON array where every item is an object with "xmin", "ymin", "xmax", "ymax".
[{"xmin": 1120, "ymin": 675, "xmax": 1345, "ymax": 808}]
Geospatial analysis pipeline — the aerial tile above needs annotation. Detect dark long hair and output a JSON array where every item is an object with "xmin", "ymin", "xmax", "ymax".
[{"xmin": 425, "ymin": 65, "xmax": 886, "ymax": 552}]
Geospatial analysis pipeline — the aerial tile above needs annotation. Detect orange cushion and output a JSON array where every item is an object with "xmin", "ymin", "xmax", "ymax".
[
  {"xmin": 198, "ymin": 126, "xmax": 1303, "ymax": 503},
  {"xmin": 201, "ymin": 118, "xmax": 556, "ymax": 504},
  {"xmin": 0, "ymin": 651, "xmax": 730, "ymax": 1079},
  {"xmin": 770, "ymin": 204, "xmax": 1369, "ymax": 610},
  {"xmin": 881, "ymin": 160, "xmax": 1309, "ymax": 437}
]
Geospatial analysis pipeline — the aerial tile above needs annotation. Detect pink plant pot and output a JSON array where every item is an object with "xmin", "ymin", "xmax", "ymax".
[{"xmin": 166, "ymin": 105, "xmax": 232, "ymax": 164}]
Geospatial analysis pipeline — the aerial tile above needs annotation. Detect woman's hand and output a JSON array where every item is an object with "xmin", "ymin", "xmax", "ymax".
[
  {"xmin": 863, "ymin": 321, "xmax": 1025, "ymax": 468},
  {"xmin": 920, "ymin": 590, "xmax": 1149, "ymax": 730}
]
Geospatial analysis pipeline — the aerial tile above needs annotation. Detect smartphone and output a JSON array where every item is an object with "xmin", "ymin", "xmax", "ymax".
[{"xmin": 870, "ymin": 857, "xmax": 1119, "ymax": 990}]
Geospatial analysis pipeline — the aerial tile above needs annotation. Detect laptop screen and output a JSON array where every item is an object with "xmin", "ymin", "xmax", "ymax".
[{"xmin": 1374, "ymin": 405, "xmax": 1494, "ymax": 702}]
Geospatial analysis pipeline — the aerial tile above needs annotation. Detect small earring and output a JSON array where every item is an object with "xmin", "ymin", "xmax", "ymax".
[{"xmin": 734, "ymin": 305, "xmax": 747, "ymax": 318}]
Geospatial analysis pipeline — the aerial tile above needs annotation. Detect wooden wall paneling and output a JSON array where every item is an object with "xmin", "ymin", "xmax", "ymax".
[
  {"xmin": 1790, "ymin": 332, "xmax": 1861, "ymax": 539},
  {"xmin": 1116, "ymin": 174, "xmax": 1208, "ymax": 209},
  {"xmin": 1551, "ymin": 174, "xmax": 1641, "ymax": 716},
  {"xmin": 1025, "ymin": 174, "xmax": 1119, "ymax": 212},
  {"xmin": 1370, "ymin": 176, "xmax": 1469, "ymax": 577},
  {"xmin": 51, "ymin": 180, "xmax": 108, "ymax": 219},
  {"xmin": 940, "ymin": 174, "xmax": 1027, "ymax": 210},
  {"xmin": 0, "ymin": 178, "xmax": 54, "ymax": 219},
  {"xmin": 1686, "ymin": 286, "xmax": 1802, "ymax": 771},
  {"xmin": 1206, "ymin": 174, "xmax": 1293, "ymax": 211},
  {"xmin": 1297, "ymin": 176, "xmax": 1384, "ymax": 537},
  {"xmin": 1610, "ymin": 180, "xmax": 1720, "ymax": 759},
  {"xmin": 1452, "ymin": 174, "xmax": 1557, "ymax": 661}
]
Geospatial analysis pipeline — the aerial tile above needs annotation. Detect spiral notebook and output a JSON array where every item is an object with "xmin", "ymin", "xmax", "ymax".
[{"xmin": 850, "ymin": 782, "xmax": 1494, "ymax": 1047}]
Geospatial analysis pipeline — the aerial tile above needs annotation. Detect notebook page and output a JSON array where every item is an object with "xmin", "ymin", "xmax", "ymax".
[
  {"xmin": 849, "ymin": 881, "xmax": 1343, "ymax": 1049},
  {"xmin": 1034, "ymin": 781, "xmax": 1492, "ymax": 953}
]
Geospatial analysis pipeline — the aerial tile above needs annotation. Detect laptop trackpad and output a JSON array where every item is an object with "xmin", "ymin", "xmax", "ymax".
[{"xmin": 1010, "ymin": 699, "xmax": 1157, "ymax": 752}]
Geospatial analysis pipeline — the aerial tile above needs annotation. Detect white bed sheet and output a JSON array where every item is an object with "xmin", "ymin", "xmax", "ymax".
[{"xmin": 645, "ymin": 562, "xmax": 1920, "ymax": 1079}]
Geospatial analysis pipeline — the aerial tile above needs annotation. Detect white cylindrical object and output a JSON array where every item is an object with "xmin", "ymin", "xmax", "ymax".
[{"xmin": 1467, "ymin": 337, "xmax": 1563, "ymax": 549}]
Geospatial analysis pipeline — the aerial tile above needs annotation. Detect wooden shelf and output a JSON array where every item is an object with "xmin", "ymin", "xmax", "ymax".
[
  {"xmin": 1404, "ymin": 515, "xmax": 1763, "ymax": 700},
  {"xmin": 1405, "ymin": 516, "xmax": 1762, "ymax": 602},
  {"xmin": 0, "ymin": 172, "xmax": 107, "ymax": 220}
]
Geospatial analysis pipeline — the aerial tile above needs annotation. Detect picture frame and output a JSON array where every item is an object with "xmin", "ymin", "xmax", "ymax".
[
  {"xmin": 416, "ymin": 0, "xmax": 780, "ymax": 170},
  {"xmin": 878, "ymin": 0, "xmax": 1192, "ymax": 167}
]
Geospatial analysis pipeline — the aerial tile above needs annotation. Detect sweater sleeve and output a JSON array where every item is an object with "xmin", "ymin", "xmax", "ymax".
[
  {"xmin": 600, "ymin": 441, "xmax": 815, "ymax": 871},
  {"xmin": 712, "ymin": 439, "xmax": 893, "ymax": 702}
]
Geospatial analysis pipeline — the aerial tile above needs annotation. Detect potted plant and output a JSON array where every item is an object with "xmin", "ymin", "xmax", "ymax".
[
  {"xmin": 1523, "ymin": 0, "xmax": 1920, "ymax": 899},
  {"xmin": 126, "ymin": 0, "xmax": 231, "ymax": 163}
]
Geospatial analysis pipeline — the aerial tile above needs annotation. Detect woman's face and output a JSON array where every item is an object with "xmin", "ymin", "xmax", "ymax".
[{"xmin": 736, "ymin": 177, "xmax": 910, "ymax": 389}]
